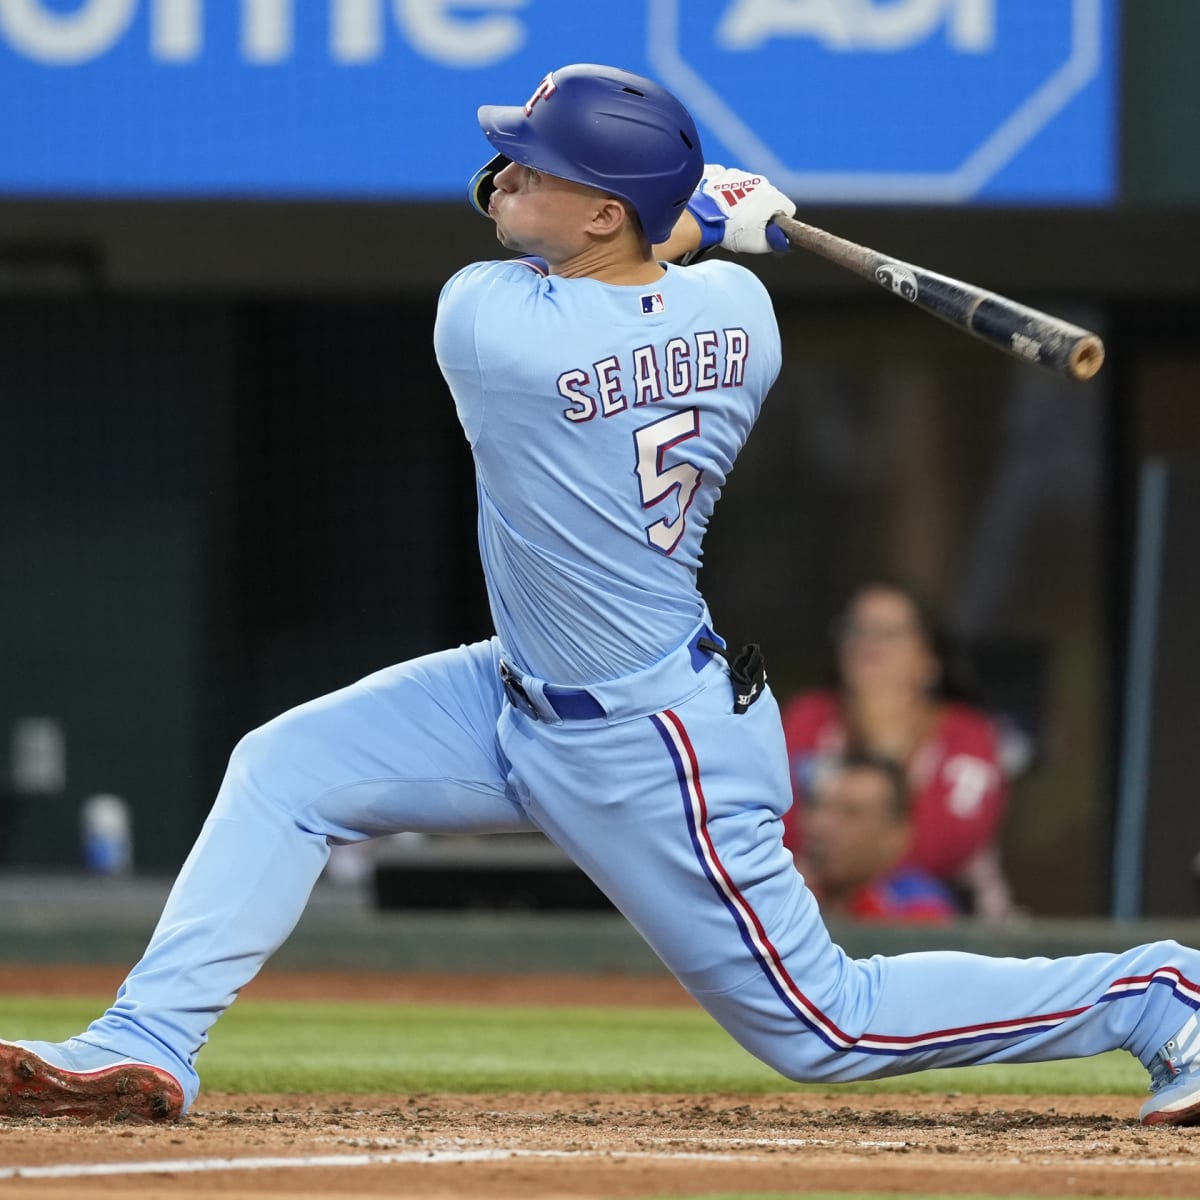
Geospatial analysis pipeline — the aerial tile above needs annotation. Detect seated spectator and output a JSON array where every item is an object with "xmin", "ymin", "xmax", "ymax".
[
  {"xmin": 781, "ymin": 579, "xmax": 1013, "ymax": 920},
  {"xmin": 799, "ymin": 752, "xmax": 958, "ymax": 923}
]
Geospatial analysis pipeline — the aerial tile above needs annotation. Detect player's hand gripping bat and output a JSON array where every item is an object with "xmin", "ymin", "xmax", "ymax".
[{"xmin": 768, "ymin": 213, "xmax": 1105, "ymax": 382}]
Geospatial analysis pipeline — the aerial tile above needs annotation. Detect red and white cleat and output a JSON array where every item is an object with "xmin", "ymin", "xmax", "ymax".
[{"xmin": 0, "ymin": 1039, "xmax": 184, "ymax": 1123}]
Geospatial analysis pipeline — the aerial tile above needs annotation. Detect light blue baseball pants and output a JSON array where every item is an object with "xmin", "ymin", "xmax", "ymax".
[{"xmin": 79, "ymin": 630, "xmax": 1200, "ymax": 1111}]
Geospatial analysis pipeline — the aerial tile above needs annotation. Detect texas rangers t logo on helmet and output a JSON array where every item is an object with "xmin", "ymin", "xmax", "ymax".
[{"xmin": 524, "ymin": 72, "xmax": 558, "ymax": 117}]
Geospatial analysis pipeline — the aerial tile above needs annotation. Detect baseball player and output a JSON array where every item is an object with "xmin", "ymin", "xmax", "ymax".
[{"xmin": 2, "ymin": 64, "xmax": 1200, "ymax": 1128}]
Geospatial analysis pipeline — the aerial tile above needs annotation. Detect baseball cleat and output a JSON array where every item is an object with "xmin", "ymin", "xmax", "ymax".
[
  {"xmin": 0, "ymin": 1038, "xmax": 184, "ymax": 1123},
  {"xmin": 1140, "ymin": 1014, "xmax": 1200, "ymax": 1126}
]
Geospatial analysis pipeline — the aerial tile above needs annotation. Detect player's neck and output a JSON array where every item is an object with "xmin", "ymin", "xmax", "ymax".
[{"xmin": 549, "ymin": 242, "xmax": 665, "ymax": 285}]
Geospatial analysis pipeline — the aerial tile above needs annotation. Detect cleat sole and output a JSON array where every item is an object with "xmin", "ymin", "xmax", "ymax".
[{"xmin": 0, "ymin": 1042, "xmax": 183, "ymax": 1124}]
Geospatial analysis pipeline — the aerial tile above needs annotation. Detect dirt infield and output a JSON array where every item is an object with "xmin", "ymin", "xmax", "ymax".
[{"xmin": 2, "ymin": 965, "xmax": 1199, "ymax": 1198}]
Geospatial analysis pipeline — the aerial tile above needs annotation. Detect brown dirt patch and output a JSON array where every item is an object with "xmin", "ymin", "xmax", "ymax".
[
  {"xmin": 2, "ymin": 965, "xmax": 1198, "ymax": 1197},
  {"xmin": 3, "ymin": 1091, "xmax": 1198, "ymax": 1198}
]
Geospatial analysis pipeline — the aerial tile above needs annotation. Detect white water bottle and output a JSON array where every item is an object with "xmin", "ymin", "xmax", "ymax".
[{"xmin": 81, "ymin": 794, "xmax": 132, "ymax": 875}]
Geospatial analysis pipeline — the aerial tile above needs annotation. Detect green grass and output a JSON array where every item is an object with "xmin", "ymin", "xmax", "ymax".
[{"xmin": 0, "ymin": 996, "xmax": 1147, "ymax": 1097}]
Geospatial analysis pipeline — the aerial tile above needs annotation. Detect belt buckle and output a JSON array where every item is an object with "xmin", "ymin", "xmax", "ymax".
[{"xmin": 499, "ymin": 660, "xmax": 540, "ymax": 720}]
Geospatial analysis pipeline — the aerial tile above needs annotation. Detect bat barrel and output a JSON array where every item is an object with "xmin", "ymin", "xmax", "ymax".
[
  {"xmin": 769, "ymin": 214, "xmax": 1106, "ymax": 382},
  {"xmin": 965, "ymin": 287, "xmax": 1105, "ymax": 382}
]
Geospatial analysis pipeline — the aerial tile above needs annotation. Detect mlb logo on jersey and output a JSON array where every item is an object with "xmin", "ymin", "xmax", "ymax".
[{"xmin": 641, "ymin": 293, "xmax": 666, "ymax": 315}]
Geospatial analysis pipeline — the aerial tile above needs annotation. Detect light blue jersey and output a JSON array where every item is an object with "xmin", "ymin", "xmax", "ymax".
[{"xmin": 435, "ymin": 257, "xmax": 780, "ymax": 685}]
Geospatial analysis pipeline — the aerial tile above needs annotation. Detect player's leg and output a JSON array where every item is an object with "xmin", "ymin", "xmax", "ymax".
[
  {"xmin": 4, "ymin": 638, "xmax": 524, "ymax": 1116},
  {"xmin": 506, "ymin": 668, "xmax": 1200, "ymax": 1114}
]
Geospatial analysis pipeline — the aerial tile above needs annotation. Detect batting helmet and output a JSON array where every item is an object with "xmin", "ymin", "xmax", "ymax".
[{"xmin": 469, "ymin": 64, "xmax": 704, "ymax": 245}]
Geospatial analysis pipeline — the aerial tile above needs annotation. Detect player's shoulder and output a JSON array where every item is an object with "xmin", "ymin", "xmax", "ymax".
[
  {"xmin": 686, "ymin": 257, "xmax": 775, "ymax": 301},
  {"xmin": 687, "ymin": 256, "xmax": 761, "ymax": 281},
  {"xmin": 439, "ymin": 256, "xmax": 550, "ymax": 306}
]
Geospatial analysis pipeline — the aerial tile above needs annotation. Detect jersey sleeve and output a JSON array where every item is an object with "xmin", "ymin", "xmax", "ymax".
[
  {"xmin": 434, "ymin": 264, "xmax": 489, "ymax": 445},
  {"xmin": 434, "ymin": 258, "xmax": 550, "ymax": 446}
]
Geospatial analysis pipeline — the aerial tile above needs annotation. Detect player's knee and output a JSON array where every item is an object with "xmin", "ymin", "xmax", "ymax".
[
  {"xmin": 1143, "ymin": 939, "xmax": 1200, "ymax": 975},
  {"xmin": 225, "ymin": 724, "xmax": 276, "ymax": 778},
  {"xmin": 756, "ymin": 1041, "xmax": 851, "ymax": 1085},
  {"xmin": 215, "ymin": 718, "xmax": 316, "ymax": 818},
  {"xmin": 700, "ymin": 1009, "xmax": 854, "ymax": 1084}
]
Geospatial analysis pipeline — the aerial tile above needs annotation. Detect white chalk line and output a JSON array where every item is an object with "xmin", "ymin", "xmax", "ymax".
[
  {"xmin": 0, "ymin": 1147, "xmax": 768, "ymax": 1182},
  {"xmin": 3, "ymin": 1141, "xmax": 1192, "ymax": 1181},
  {"xmin": 317, "ymin": 1133, "xmax": 908, "ymax": 1151}
]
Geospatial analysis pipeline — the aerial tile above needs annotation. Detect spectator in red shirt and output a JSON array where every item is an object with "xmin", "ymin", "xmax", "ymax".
[
  {"xmin": 781, "ymin": 580, "xmax": 1012, "ymax": 920},
  {"xmin": 799, "ymin": 752, "xmax": 958, "ymax": 923}
]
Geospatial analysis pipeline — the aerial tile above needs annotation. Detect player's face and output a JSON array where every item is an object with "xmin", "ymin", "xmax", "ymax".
[
  {"xmin": 837, "ymin": 587, "xmax": 938, "ymax": 697},
  {"xmin": 487, "ymin": 160, "xmax": 616, "ymax": 260},
  {"xmin": 805, "ymin": 766, "xmax": 908, "ymax": 887}
]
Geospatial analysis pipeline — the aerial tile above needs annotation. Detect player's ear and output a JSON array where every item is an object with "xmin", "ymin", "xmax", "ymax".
[{"xmin": 588, "ymin": 196, "xmax": 635, "ymax": 238}]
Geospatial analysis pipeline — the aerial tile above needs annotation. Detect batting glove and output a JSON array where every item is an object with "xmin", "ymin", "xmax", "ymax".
[{"xmin": 687, "ymin": 164, "xmax": 796, "ymax": 256}]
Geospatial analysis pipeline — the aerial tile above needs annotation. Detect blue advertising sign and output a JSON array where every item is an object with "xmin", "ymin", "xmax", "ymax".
[{"xmin": 0, "ymin": 0, "xmax": 1117, "ymax": 203}]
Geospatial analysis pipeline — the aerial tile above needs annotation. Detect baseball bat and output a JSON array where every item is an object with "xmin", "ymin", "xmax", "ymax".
[{"xmin": 769, "ymin": 213, "xmax": 1105, "ymax": 382}]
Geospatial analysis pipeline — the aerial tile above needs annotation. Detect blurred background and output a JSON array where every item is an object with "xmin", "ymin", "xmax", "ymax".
[{"xmin": 1, "ymin": 0, "xmax": 1197, "ymax": 921}]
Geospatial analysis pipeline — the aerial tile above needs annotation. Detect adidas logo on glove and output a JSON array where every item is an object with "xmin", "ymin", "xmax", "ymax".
[{"xmin": 710, "ymin": 176, "xmax": 765, "ymax": 207}]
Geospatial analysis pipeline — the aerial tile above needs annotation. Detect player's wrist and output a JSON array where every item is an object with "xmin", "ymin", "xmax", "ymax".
[{"xmin": 686, "ymin": 187, "xmax": 727, "ymax": 252}]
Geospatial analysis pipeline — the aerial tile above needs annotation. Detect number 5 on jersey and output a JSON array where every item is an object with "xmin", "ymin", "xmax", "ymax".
[{"xmin": 635, "ymin": 408, "xmax": 702, "ymax": 554}]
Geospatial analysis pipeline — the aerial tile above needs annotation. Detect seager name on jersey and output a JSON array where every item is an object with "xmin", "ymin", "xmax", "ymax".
[{"xmin": 557, "ymin": 328, "xmax": 750, "ymax": 423}]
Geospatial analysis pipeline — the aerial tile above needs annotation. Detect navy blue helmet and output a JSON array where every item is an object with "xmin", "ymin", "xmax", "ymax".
[{"xmin": 470, "ymin": 64, "xmax": 704, "ymax": 245}]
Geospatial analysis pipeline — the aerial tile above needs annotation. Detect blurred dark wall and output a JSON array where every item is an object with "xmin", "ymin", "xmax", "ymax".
[
  {"xmin": 0, "ymin": 296, "xmax": 486, "ymax": 869},
  {"xmin": 1124, "ymin": 0, "xmax": 1200, "ymax": 205},
  {"xmin": 0, "ymin": 300, "xmax": 229, "ymax": 865}
]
